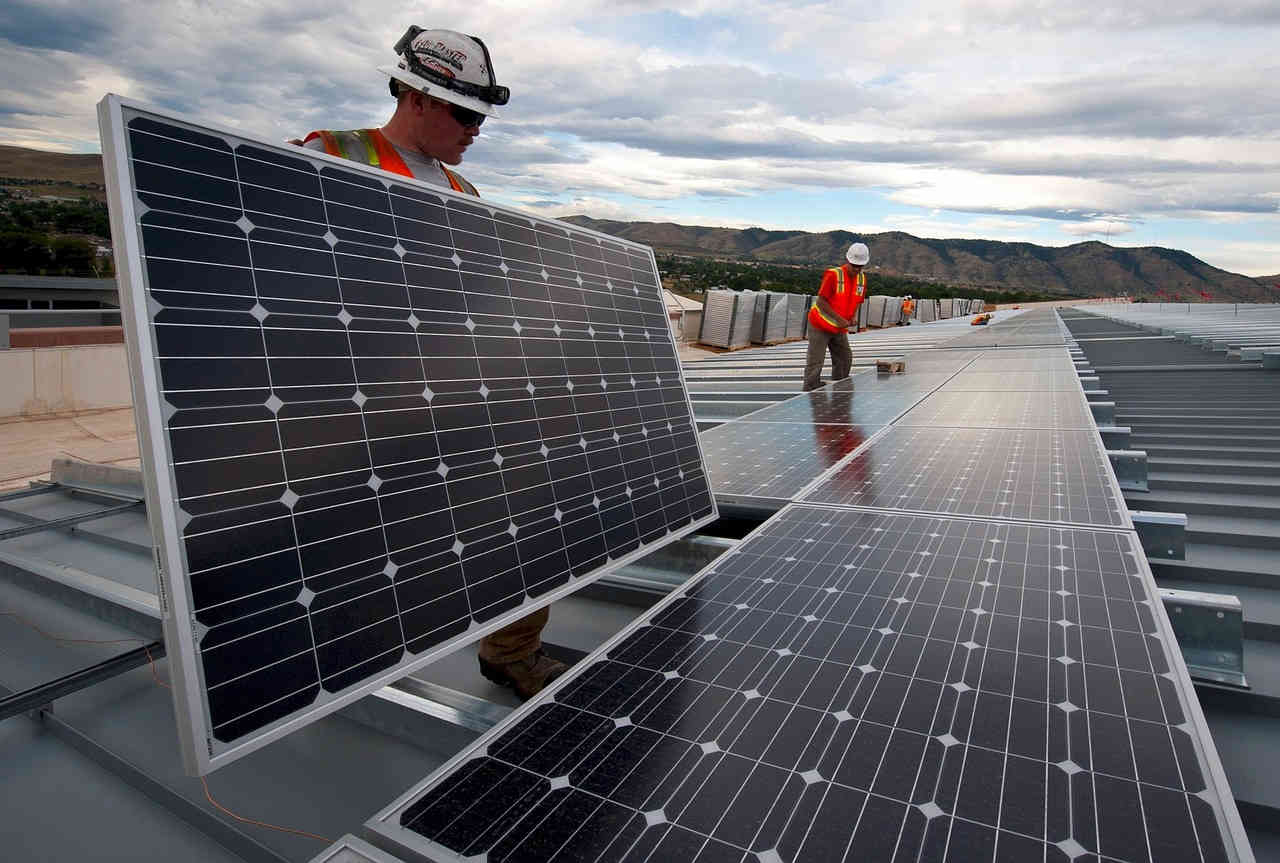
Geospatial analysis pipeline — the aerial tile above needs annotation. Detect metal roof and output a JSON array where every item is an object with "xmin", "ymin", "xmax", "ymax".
[
  {"xmin": 662, "ymin": 288, "xmax": 703, "ymax": 313},
  {"xmin": 1061, "ymin": 305, "xmax": 1280, "ymax": 846},
  {"xmin": 5, "ymin": 308, "xmax": 1280, "ymax": 860}
]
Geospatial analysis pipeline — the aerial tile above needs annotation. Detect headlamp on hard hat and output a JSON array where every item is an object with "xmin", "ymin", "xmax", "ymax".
[{"xmin": 392, "ymin": 25, "xmax": 510, "ymax": 106}]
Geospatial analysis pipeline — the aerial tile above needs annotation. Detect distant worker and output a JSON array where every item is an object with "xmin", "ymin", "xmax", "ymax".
[
  {"xmin": 899, "ymin": 295, "xmax": 915, "ymax": 325},
  {"xmin": 297, "ymin": 27, "xmax": 566, "ymax": 700},
  {"xmin": 803, "ymin": 242, "xmax": 869, "ymax": 391}
]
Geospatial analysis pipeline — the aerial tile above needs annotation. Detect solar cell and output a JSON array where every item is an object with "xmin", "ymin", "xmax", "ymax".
[
  {"xmin": 370, "ymin": 505, "xmax": 1245, "ymax": 863},
  {"xmin": 801, "ymin": 427, "xmax": 1128, "ymax": 528},
  {"xmin": 701, "ymin": 422, "xmax": 870, "ymax": 511},
  {"xmin": 99, "ymin": 97, "xmax": 716, "ymax": 772},
  {"xmin": 897, "ymin": 391, "xmax": 1094, "ymax": 430}
]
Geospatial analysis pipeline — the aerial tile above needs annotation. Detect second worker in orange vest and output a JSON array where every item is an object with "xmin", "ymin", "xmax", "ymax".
[
  {"xmin": 297, "ymin": 26, "xmax": 566, "ymax": 701},
  {"xmin": 803, "ymin": 242, "xmax": 870, "ymax": 391}
]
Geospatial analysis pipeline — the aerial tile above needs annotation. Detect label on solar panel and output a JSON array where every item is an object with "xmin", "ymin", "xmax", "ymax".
[
  {"xmin": 369, "ymin": 505, "xmax": 1249, "ymax": 863},
  {"xmin": 97, "ymin": 95, "xmax": 716, "ymax": 773}
]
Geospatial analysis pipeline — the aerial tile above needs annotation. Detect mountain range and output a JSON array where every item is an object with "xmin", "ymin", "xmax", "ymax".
[
  {"xmin": 2, "ymin": 144, "xmax": 1272, "ymax": 302},
  {"xmin": 563, "ymin": 217, "xmax": 1275, "ymax": 303}
]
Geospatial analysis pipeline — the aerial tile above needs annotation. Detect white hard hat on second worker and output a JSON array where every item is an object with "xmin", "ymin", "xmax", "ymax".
[
  {"xmin": 378, "ymin": 26, "xmax": 510, "ymax": 118},
  {"xmin": 847, "ymin": 243, "xmax": 870, "ymax": 266}
]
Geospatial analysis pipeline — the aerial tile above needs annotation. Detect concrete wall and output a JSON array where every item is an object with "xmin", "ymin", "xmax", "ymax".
[{"xmin": 0, "ymin": 343, "xmax": 132, "ymax": 417}]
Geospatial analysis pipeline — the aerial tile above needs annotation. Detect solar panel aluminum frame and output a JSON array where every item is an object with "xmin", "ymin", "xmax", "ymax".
[
  {"xmin": 363, "ymin": 504, "xmax": 1252, "ymax": 863},
  {"xmin": 97, "ymin": 94, "xmax": 718, "ymax": 774}
]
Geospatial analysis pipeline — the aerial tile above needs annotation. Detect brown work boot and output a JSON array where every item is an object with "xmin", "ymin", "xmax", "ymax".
[{"xmin": 478, "ymin": 649, "xmax": 568, "ymax": 701}]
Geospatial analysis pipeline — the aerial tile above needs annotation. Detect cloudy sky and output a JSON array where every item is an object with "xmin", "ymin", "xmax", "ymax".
[{"xmin": 3, "ymin": 0, "xmax": 1278, "ymax": 275}]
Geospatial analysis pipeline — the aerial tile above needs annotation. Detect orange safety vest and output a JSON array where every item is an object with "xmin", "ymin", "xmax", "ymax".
[
  {"xmin": 302, "ymin": 128, "xmax": 478, "ymax": 196},
  {"xmin": 902, "ymin": 298, "xmax": 915, "ymax": 315},
  {"xmin": 807, "ymin": 266, "xmax": 866, "ymax": 334}
]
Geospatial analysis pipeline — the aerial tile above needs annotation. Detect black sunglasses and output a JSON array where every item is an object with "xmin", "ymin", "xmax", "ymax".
[{"xmin": 446, "ymin": 102, "xmax": 486, "ymax": 129}]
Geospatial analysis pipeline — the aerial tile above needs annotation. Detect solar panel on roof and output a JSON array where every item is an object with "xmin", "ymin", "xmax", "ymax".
[
  {"xmin": 701, "ymin": 422, "xmax": 870, "ymax": 512},
  {"xmin": 370, "ymin": 505, "xmax": 1246, "ymax": 863},
  {"xmin": 733, "ymin": 373, "xmax": 956, "ymax": 427},
  {"xmin": 694, "ymin": 352, "xmax": 986, "ymax": 511},
  {"xmin": 801, "ymin": 426, "xmax": 1129, "ymax": 528},
  {"xmin": 98, "ymin": 96, "xmax": 717, "ymax": 773},
  {"xmin": 897, "ymin": 390, "xmax": 1094, "ymax": 430},
  {"xmin": 939, "ymin": 371, "xmax": 1084, "ymax": 392},
  {"xmin": 963, "ymin": 349, "xmax": 1076, "ymax": 375}
]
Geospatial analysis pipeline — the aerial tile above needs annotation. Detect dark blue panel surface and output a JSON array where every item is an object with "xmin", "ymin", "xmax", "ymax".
[
  {"xmin": 897, "ymin": 390, "xmax": 1093, "ymax": 430},
  {"xmin": 390, "ymin": 505, "xmax": 1230, "ymax": 863},
  {"xmin": 701, "ymin": 422, "xmax": 869, "ymax": 508},
  {"xmin": 118, "ymin": 111, "xmax": 715, "ymax": 752},
  {"xmin": 802, "ymin": 426, "xmax": 1126, "ymax": 528}
]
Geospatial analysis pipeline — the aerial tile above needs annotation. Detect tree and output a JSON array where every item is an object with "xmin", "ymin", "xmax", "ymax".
[
  {"xmin": 0, "ymin": 231, "xmax": 53, "ymax": 272},
  {"xmin": 50, "ymin": 236, "xmax": 95, "ymax": 274}
]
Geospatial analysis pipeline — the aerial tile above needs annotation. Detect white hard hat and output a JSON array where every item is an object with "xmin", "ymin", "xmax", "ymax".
[
  {"xmin": 378, "ymin": 26, "xmax": 508, "ymax": 118},
  {"xmin": 846, "ymin": 242, "xmax": 870, "ymax": 266}
]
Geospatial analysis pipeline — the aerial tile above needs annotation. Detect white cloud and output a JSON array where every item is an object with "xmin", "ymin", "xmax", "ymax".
[
  {"xmin": 1198, "ymin": 241, "xmax": 1280, "ymax": 278},
  {"xmin": 1061, "ymin": 219, "xmax": 1139, "ymax": 238},
  {"xmin": 0, "ymin": 0, "xmax": 1275, "ymax": 275}
]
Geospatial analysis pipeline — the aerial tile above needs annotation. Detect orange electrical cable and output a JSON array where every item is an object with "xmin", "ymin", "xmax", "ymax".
[
  {"xmin": 200, "ymin": 777, "xmax": 334, "ymax": 844},
  {"xmin": 142, "ymin": 643, "xmax": 170, "ymax": 690}
]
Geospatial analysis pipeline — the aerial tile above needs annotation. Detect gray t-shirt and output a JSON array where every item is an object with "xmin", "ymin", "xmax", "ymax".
[{"xmin": 301, "ymin": 133, "xmax": 457, "ymax": 190}]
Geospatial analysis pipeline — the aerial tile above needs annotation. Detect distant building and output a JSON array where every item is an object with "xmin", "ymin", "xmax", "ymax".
[
  {"xmin": 0, "ymin": 274, "xmax": 120, "ymax": 328},
  {"xmin": 662, "ymin": 289, "xmax": 703, "ymax": 343}
]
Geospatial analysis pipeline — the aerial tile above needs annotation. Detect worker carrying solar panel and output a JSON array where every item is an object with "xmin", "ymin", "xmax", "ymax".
[
  {"xmin": 294, "ymin": 26, "xmax": 567, "ymax": 700},
  {"xmin": 899, "ymin": 295, "xmax": 915, "ymax": 325},
  {"xmin": 802, "ymin": 242, "xmax": 870, "ymax": 391}
]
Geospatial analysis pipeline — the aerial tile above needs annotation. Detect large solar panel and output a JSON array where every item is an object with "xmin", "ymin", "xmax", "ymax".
[
  {"xmin": 696, "ymin": 352, "xmax": 982, "ymax": 511},
  {"xmin": 701, "ymin": 422, "xmax": 870, "ymax": 512},
  {"xmin": 942, "ymin": 310, "xmax": 1068, "ymax": 349},
  {"xmin": 369, "ymin": 505, "xmax": 1247, "ymax": 862},
  {"xmin": 735, "ymin": 373, "xmax": 956, "ymax": 427},
  {"xmin": 897, "ymin": 390, "xmax": 1094, "ymax": 430},
  {"xmin": 801, "ymin": 427, "xmax": 1129, "ymax": 528},
  {"xmin": 964, "ymin": 350, "xmax": 1077, "ymax": 375},
  {"xmin": 889, "ymin": 349, "xmax": 984, "ymax": 371},
  {"xmin": 940, "ymin": 372, "xmax": 1084, "ymax": 392},
  {"xmin": 98, "ymin": 96, "xmax": 717, "ymax": 772}
]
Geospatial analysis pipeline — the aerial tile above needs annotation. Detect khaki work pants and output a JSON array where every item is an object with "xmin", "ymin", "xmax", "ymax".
[
  {"xmin": 478, "ymin": 607, "xmax": 549, "ymax": 665},
  {"xmin": 803, "ymin": 326, "xmax": 853, "ymax": 391}
]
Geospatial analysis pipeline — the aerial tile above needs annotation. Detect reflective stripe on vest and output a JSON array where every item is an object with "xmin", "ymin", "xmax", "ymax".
[
  {"xmin": 813, "ymin": 305, "xmax": 843, "ymax": 329},
  {"xmin": 808, "ymin": 268, "xmax": 847, "ymax": 333},
  {"xmin": 302, "ymin": 128, "xmax": 478, "ymax": 196},
  {"xmin": 440, "ymin": 165, "xmax": 477, "ymax": 196}
]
